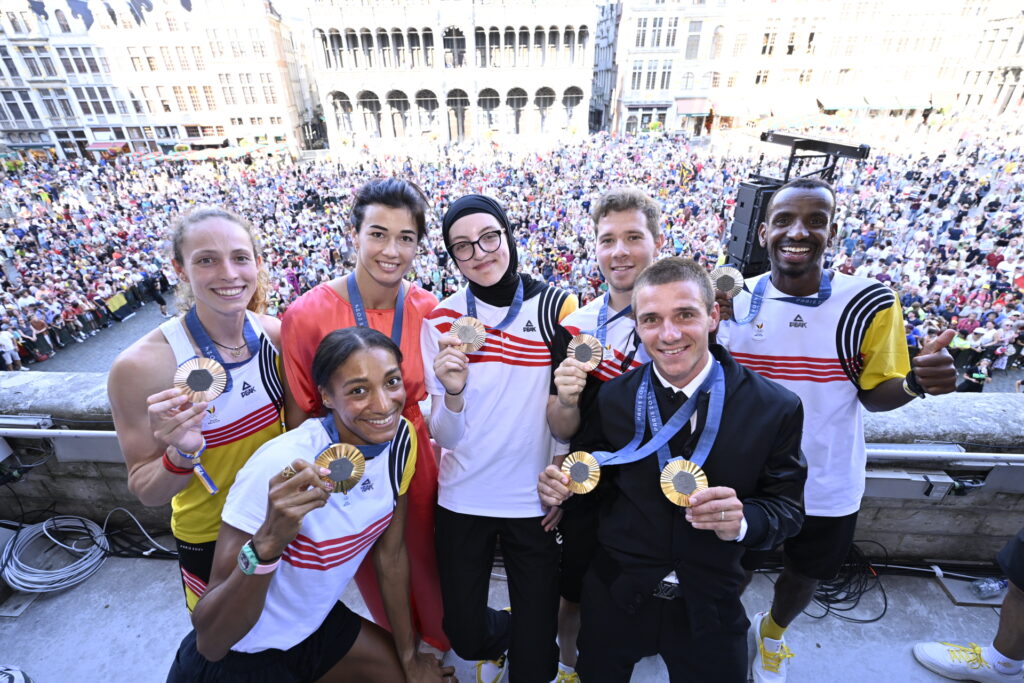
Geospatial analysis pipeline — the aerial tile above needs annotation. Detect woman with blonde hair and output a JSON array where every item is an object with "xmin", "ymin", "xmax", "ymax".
[{"xmin": 109, "ymin": 206, "xmax": 291, "ymax": 612}]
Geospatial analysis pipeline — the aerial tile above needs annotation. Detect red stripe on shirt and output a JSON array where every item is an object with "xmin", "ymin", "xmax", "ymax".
[
  {"xmin": 204, "ymin": 403, "xmax": 278, "ymax": 439},
  {"xmin": 745, "ymin": 370, "xmax": 849, "ymax": 383},
  {"xmin": 204, "ymin": 404, "xmax": 279, "ymax": 448},
  {"xmin": 283, "ymin": 513, "xmax": 393, "ymax": 571},
  {"xmin": 730, "ymin": 352, "xmax": 844, "ymax": 369},
  {"xmin": 468, "ymin": 355, "xmax": 552, "ymax": 368},
  {"xmin": 181, "ymin": 567, "xmax": 207, "ymax": 596}
]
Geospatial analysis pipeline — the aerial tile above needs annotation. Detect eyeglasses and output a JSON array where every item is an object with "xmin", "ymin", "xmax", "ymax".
[{"xmin": 450, "ymin": 229, "xmax": 504, "ymax": 262}]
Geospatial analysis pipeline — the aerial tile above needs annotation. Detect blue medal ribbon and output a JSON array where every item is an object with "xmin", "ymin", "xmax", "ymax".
[
  {"xmin": 319, "ymin": 415, "xmax": 388, "ymax": 460},
  {"xmin": 346, "ymin": 275, "xmax": 405, "ymax": 346},
  {"xmin": 593, "ymin": 358, "xmax": 724, "ymax": 470},
  {"xmin": 734, "ymin": 272, "xmax": 832, "ymax": 325},
  {"xmin": 583, "ymin": 293, "xmax": 633, "ymax": 347},
  {"xmin": 183, "ymin": 306, "xmax": 259, "ymax": 393},
  {"xmin": 465, "ymin": 278, "xmax": 524, "ymax": 332}
]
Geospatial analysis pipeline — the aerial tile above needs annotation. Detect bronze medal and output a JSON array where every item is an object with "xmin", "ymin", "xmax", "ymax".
[
  {"xmin": 450, "ymin": 316, "xmax": 487, "ymax": 353},
  {"xmin": 566, "ymin": 334, "xmax": 604, "ymax": 373},
  {"xmin": 173, "ymin": 357, "xmax": 227, "ymax": 403},
  {"xmin": 560, "ymin": 451, "xmax": 601, "ymax": 495},
  {"xmin": 710, "ymin": 266, "xmax": 744, "ymax": 298},
  {"xmin": 660, "ymin": 459, "xmax": 708, "ymax": 507},
  {"xmin": 316, "ymin": 443, "xmax": 366, "ymax": 494}
]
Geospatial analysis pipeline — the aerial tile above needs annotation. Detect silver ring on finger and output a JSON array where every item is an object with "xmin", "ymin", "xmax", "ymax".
[{"xmin": 720, "ymin": 510, "xmax": 726, "ymax": 521}]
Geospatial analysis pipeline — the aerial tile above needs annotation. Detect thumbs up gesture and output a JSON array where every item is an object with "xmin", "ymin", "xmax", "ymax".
[{"xmin": 910, "ymin": 329, "xmax": 957, "ymax": 395}]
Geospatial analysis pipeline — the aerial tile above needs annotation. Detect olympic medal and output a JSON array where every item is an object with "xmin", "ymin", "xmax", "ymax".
[
  {"xmin": 567, "ymin": 334, "xmax": 604, "ymax": 373},
  {"xmin": 660, "ymin": 459, "xmax": 708, "ymax": 507},
  {"xmin": 450, "ymin": 316, "xmax": 487, "ymax": 353},
  {"xmin": 173, "ymin": 357, "xmax": 227, "ymax": 403},
  {"xmin": 710, "ymin": 266, "xmax": 744, "ymax": 298},
  {"xmin": 316, "ymin": 443, "xmax": 366, "ymax": 494},
  {"xmin": 560, "ymin": 451, "xmax": 601, "ymax": 495}
]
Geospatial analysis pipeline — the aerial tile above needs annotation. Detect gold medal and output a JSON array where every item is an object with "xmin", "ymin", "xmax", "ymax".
[
  {"xmin": 660, "ymin": 460, "xmax": 708, "ymax": 507},
  {"xmin": 566, "ymin": 334, "xmax": 604, "ymax": 372},
  {"xmin": 316, "ymin": 443, "xmax": 366, "ymax": 494},
  {"xmin": 561, "ymin": 451, "xmax": 601, "ymax": 494},
  {"xmin": 709, "ymin": 266, "xmax": 744, "ymax": 298},
  {"xmin": 450, "ymin": 316, "xmax": 487, "ymax": 352},
  {"xmin": 173, "ymin": 357, "xmax": 227, "ymax": 403}
]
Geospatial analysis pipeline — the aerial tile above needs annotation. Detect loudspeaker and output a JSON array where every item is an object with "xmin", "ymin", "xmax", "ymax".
[{"xmin": 727, "ymin": 181, "xmax": 777, "ymax": 277}]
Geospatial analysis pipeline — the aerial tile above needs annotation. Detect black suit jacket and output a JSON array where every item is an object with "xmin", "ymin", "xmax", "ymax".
[{"xmin": 573, "ymin": 344, "xmax": 806, "ymax": 628}]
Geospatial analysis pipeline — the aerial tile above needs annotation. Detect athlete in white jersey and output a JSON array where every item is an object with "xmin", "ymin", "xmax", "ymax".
[
  {"xmin": 717, "ymin": 178, "xmax": 957, "ymax": 683},
  {"xmin": 544, "ymin": 187, "xmax": 664, "ymax": 681}
]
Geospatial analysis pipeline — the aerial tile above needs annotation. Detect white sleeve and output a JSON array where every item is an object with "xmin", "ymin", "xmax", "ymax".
[{"xmin": 428, "ymin": 394, "xmax": 466, "ymax": 450}]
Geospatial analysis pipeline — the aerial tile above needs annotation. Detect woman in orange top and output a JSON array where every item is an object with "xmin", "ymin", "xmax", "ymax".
[{"xmin": 281, "ymin": 177, "xmax": 448, "ymax": 651}]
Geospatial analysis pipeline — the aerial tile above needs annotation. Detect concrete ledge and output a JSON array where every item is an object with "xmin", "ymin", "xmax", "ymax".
[{"xmin": 1, "ymin": 372, "xmax": 1022, "ymax": 563}]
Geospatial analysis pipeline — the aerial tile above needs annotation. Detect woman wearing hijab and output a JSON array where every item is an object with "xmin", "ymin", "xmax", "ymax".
[{"xmin": 421, "ymin": 195, "xmax": 578, "ymax": 683}]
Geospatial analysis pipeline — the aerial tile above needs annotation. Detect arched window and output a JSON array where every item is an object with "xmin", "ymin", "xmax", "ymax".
[
  {"xmin": 446, "ymin": 89, "xmax": 470, "ymax": 141},
  {"xmin": 345, "ymin": 29, "xmax": 359, "ymax": 68},
  {"xmin": 507, "ymin": 87, "xmax": 528, "ymax": 134},
  {"xmin": 534, "ymin": 27, "xmax": 545, "ymax": 65},
  {"xmin": 578, "ymin": 25, "xmax": 590, "ymax": 61},
  {"xmin": 408, "ymin": 29, "xmax": 421, "ymax": 67},
  {"xmin": 478, "ymin": 88, "xmax": 500, "ymax": 128},
  {"xmin": 443, "ymin": 27, "xmax": 465, "ymax": 68},
  {"xmin": 504, "ymin": 27, "xmax": 516, "ymax": 66},
  {"xmin": 357, "ymin": 90, "xmax": 382, "ymax": 137},
  {"xmin": 422, "ymin": 28, "xmax": 435, "ymax": 67},
  {"xmin": 386, "ymin": 90, "xmax": 410, "ymax": 136},
  {"xmin": 415, "ymin": 89, "xmax": 439, "ymax": 129},
  {"xmin": 327, "ymin": 29, "xmax": 342, "ymax": 69},
  {"xmin": 330, "ymin": 91, "xmax": 354, "ymax": 132},
  {"xmin": 562, "ymin": 86, "xmax": 583, "ymax": 124},
  {"xmin": 535, "ymin": 86, "xmax": 556, "ymax": 132},
  {"xmin": 547, "ymin": 26, "xmax": 559, "ymax": 64},
  {"xmin": 359, "ymin": 29, "xmax": 373, "ymax": 68},
  {"xmin": 489, "ymin": 27, "xmax": 501, "ymax": 67},
  {"xmin": 475, "ymin": 27, "xmax": 487, "ymax": 67},
  {"xmin": 681, "ymin": 72, "xmax": 695, "ymax": 89},
  {"xmin": 391, "ymin": 29, "xmax": 405, "ymax": 68},
  {"xmin": 711, "ymin": 26, "xmax": 724, "ymax": 59},
  {"xmin": 564, "ymin": 27, "xmax": 575, "ymax": 65},
  {"xmin": 377, "ymin": 29, "xmax": 390, "ymax": 68},
  {"xmin": 55, "ymin": 9, "xmax": 71, "ymax": 33},
  {"xmin": 626, "ymin": 115, "xmax": 638, "ymax": 135},
  {"xmin": 519, "ymin": 27, "xmax": 530, "ymax": 65}
]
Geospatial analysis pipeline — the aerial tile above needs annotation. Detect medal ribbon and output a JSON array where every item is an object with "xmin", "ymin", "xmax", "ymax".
[
  {"xmin": 183, "ymin": 306, "xmax": 259, "ymax": 392},
  {"xmin": 583, "ymin": 293, "xmax": 633, "ymax": 347},
  {"xmin": 319, "ymin": 415, "xmax": 388, "ymax": 460},
  {"xmin": 734, "ymin": 272, "xmax": 832, "ymax": 325},
  {"xmin": 593, "ymin": 358, "xmax": 723, "ymax": 469},
  {"xmin": 465, "ymin": 278, "xmax": 524, "ymax": 332},
  {"xmin": 346, "ymin": 275, "xmax": 405, "ymax": 346}
]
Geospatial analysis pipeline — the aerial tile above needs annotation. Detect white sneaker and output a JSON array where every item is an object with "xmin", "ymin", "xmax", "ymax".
[
  {"xmin": 476, "ymin": 652, "xmax": 508, "ymax": 683},
  {"xmin": 913, "ymin": 641, "xmax": 1024, "ymax": 682},
  {"xmin": 748, "ymin": 611, "xmax": 794, "ymax": 682}
]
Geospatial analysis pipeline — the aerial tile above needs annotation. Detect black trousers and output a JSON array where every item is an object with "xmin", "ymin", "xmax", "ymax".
[
  {"xmin": 577, "ymin": 569, "xmax": 747, "ymax": 683},
  {"xmin": 435, "ymin": 505, "xmax": 559, "ymax": 683}
]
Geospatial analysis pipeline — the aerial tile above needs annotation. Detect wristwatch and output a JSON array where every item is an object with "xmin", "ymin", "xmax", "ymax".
[{"xmin": 237, "ymin": 539, "xmax": 281, "ymax": 576}]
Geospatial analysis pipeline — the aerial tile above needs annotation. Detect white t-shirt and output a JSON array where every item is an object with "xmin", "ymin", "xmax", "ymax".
[
  {"xmin": 719, "ymin": 272, "xmax": 908, "ymax": 517},
  {"xmin": 421, "ymin": 285, "xmax": 572, "ymax": 518},
  {"xmin": 222, "ymin": 416, "xmax": 416, "ymax": 653}
]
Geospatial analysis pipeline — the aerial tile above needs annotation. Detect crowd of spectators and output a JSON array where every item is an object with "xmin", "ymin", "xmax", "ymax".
[{"xmin": 0, "ymin": 123, "xmax": 1021, "ymax": 379}]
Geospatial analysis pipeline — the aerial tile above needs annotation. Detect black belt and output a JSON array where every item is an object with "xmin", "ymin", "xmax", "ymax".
[{"xmin": 653, "ymin": 580, "xmax": 683, "ymax": 600}]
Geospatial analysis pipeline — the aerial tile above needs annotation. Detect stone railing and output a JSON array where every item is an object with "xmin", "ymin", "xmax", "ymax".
[{"xmin": 2, "ymin": 371, "xmax": 1022, "ymax": 564}]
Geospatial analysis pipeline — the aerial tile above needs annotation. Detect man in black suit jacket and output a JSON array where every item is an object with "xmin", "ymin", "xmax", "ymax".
[{"xmin": 539, "ymin": 257, "xmax": 806, "ymax": 682}]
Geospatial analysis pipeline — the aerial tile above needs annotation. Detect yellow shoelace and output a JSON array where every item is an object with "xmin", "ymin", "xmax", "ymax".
[
  {"xmin": 759, "ymin": 641, "xmax": 795, "ymax": 673},
  {"xmin": 476, "ymin": 653, "xmax": 508, "ymax": 683},
  {"xmin": 941, "ymin": 642, "xmax": 990, "ymax": 670}
]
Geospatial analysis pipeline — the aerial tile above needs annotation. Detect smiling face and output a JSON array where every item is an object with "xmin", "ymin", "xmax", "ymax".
[
  {"xmin": 448, "ymin": 212, "xmax": 510, "ymax": 287},
  {"xmin": 173, "ymin": 217, "xmax": 260, "ymax": 314},
  {"xmin": 354, "ymin": 204, "xmax": 419, "ymax": 289},
  {"xmin": 319, "ymin": 346, "xmax": 406, "ymax": 445},
  {"xmin": 759, "ymin": 186, "xmax": 837, "ymax": 291},
  {"xmin": 595, "ymin": 209, "xmax": 664, "ymax": 295},
  {"xmin": 634, "ymin": 279, "xmax": 718, "ymax": 387}
]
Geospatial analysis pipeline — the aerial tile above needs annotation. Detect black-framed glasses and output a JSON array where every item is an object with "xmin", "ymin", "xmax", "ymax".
[{"xmin": 450, "ymin": 229, "xmax": 504, "ymax": 262}]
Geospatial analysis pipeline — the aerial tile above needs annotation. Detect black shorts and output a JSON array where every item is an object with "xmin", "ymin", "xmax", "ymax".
[
  {"xmin": 741, "ymin": 512, "xmax": 859, "ymax": 581},
  {"xmin": 558, "ymin": 496, "xmax": 601, "ymax": 604},
  {"xmin": 176, "ymin": 538, "xmax": 216, "ymax": 612},
  {"xmin": 166, "ymin": 600, "xmax": 363, "ymax": 683},
  {"xmin": 998, "ymin": 526, "xmax": 1024, "ymax": 590}
]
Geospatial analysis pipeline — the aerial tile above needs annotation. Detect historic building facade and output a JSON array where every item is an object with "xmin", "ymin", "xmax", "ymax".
[{"xmin": 308, "ymin": 0, "xmax": 597, "ymax": 146}]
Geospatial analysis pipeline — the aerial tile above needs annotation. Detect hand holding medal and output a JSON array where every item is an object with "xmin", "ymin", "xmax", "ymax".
[
  {"xmin": 710, "ymin": 266, "xmax": 743, "ymax": 323},
  {"xmin": 684, "ymin": 486, "xmax": 746, "ymax": 541},
  {"xmin": 283, "ymin": 443, "xmax": 366, "ymax": 494},
  {"xmin": 434, "ymin": 324, "xmax": 473, "ymax": 398},
  {"xmin": 261, "ymin": 459, "xmax": 335, "ymax": 560}
]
